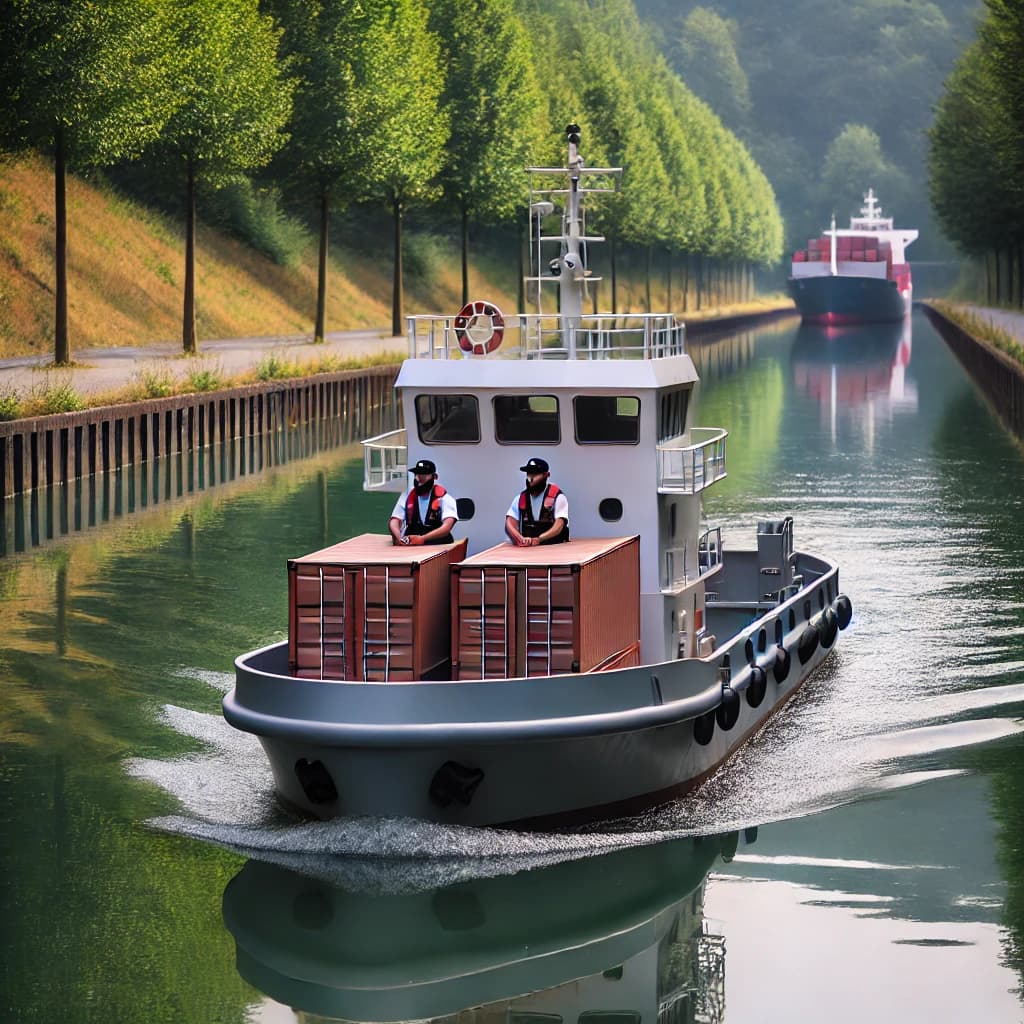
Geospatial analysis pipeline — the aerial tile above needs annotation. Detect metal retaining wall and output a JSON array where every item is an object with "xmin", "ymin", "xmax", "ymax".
[
  {"xmin": 923, "ymin": 304, "xmax": 1024, "ymax": 441},
  {"xmin": 0, "ymin": 366, "xmax": 399, "ymax": 501}
]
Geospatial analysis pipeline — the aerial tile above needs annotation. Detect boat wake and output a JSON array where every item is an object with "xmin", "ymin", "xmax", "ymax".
[{"xmin": 125, "ymin": 662, "xmax": 1024, "ymax": 887}]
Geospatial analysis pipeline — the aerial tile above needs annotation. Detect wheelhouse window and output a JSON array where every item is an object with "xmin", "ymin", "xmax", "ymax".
[
  {"xmin": 658, "ymin": 386, "xmax": 689, "ymax": 442},
  {"xmin": 494, "ymin": 395, "xmax": 560, "ymax": 443},
  {"xmin": 574, "ymin": 396, "xmax": 640, "ymax": 444},
  {"xmin": 414, "ymin": 394, "xmax": 480, "ymax": 443}
]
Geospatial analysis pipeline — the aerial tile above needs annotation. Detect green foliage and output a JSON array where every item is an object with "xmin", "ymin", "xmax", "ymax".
[
  {"xmin": 184, "ymin": 361, "xmax": 223, "ymax": 392},
  {"xmin": 675, "ymin": 7, "xmax": 751, "ymax": 126},
  {"xmin": 203, "ymin": 179, "xmax": 307, "ymax": 267},
  {"xmin": 430, "ymin": 0, "xmax": 546, "ymax": 223},
  {"xmin": 0, "ymin": 385, "xmax": 21, "ymax": 420},
  {"xmin": 403, "ymin": 232, "xmax": 452, "ymax": 282},
  {"xmin": 255, "ymin": 352, "xmax": 301, "ymax": 380},
  {"xmin": 22, "ymin": 376, "xmax": 85, "ymax": 415},
  {"xmin": 152, "ymin": 0, "xmax": 294, "ymax": 186},
  {"xmin": 820, "ymin": 124, "xmax": 911, "ymax": 222},
  {"xmin": 133, "ymin": 364, "xmax": 175, "ymax": 398}
]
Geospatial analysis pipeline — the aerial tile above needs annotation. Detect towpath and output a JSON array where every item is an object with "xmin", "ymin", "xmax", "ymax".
[
  {"xmin": 0, "ymin": 328, "xmax": 405, "ymax": 400},
  {"xmin": 963, "ymin": 305, "xmax": 1024, "ymax": 345}
]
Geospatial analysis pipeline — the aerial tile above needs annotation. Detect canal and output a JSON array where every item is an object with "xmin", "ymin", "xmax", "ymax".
[{"xmin": 2, "ymin": 308, "xmax": 1023, "ymax": 1022}]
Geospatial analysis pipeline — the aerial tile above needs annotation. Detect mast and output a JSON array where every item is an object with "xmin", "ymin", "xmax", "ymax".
[{"xmin": 830, "ymin": 213, "xmax": 838, "ymax": 276}]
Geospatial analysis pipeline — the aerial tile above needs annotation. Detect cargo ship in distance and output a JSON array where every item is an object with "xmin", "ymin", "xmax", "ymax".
[
  {"xmin": 224, "ymin": 123, "xmax": 853, "ymax": 830},
  {"xmin": 787, "ymin": 189, "xmax": 918, "ymax": 324}
]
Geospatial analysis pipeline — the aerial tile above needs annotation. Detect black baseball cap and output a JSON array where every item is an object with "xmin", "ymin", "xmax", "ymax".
[
  {"xmin": 520, "ymin": 457, "xmax": 549, "ymax": 473},
  {"xmin": 410, "ymin": 459, "xmax": 437, "ymax": 475}
]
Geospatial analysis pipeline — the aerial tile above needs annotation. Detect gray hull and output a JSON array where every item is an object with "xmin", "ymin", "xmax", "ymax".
[{"xmin": 225, "ymin": 548, "xmax": 846, "ymax": 828}]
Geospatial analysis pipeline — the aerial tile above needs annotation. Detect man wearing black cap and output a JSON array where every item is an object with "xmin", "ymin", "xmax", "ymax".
[
  {"xmin": 505, "ymin": 457, "xmax": 569, "ymax": 546},
  {"xmin": 390, "ymin": 459, "xmax": 458, "ymax": 545}
]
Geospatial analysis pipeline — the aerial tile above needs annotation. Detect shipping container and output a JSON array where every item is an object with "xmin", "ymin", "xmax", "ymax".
[
  {"xmin": 288, "ymin": 534, "xmax": 468, "ymax": 681},
  {"xmin": 451, "ymin": 537, "xmax": 640, "ymax": 680}
]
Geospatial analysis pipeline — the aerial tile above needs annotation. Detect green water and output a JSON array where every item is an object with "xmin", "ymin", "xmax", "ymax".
[{"xmin": 2, "ymin": 310, "xmax": 1024, "ymax": 1022}]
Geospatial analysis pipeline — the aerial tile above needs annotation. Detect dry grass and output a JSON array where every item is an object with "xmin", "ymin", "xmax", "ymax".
[{"xmin": 932, "ymin": 301, "xmax": 1024, "ymax": 368}]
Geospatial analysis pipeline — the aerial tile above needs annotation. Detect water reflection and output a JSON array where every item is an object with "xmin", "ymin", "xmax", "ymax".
[
  {"xmin": 791, "ymin": 319, "xmax": 917, "ymax": 436},
  {"xmin": 222, "ymin": 835, "xmax": 739, "ymax": 1023},
  {"xmin": 0, "ymin": 400, "xmax": 398, "ymax": 558}
]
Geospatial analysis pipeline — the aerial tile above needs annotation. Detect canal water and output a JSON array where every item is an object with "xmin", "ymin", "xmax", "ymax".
[{"xmin": 2, "ymin": 308, "xmax": 1023, "ymax": 1022}]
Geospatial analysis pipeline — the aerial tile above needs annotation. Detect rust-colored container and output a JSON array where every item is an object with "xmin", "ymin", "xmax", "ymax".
[
  {"xmin": 288, "ymin": 534, "xmax": 467, "ymax": 681},
  {"xmin": 451, "ymin": 537, "xmax": 640, "ymax": 680}
]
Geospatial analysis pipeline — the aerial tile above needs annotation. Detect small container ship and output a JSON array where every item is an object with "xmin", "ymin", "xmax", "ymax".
[
  {"xmin": 224, "ymin": 124, "xmax": 852, "ymax": 830},
  {"xmin": 787, "ymin": 189, "xmax": 918, "ymax": 324}
]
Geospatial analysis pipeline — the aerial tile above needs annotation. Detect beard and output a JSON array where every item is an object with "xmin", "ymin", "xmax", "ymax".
[
  {"xmin": 527, "ymin": 478, "xmax": 547, "ymax": 497},
  {"xmin": 415, "ymin": 479, "xmax": 434, "ymax": 496}
]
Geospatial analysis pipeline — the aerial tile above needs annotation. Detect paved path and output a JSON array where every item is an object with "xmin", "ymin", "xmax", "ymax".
[
  {"xmin": 963, "ymin": 305, "xmax": 1024, "ymax": 345},
  {"xmin": 0, "ymin": 328, "xmax": 405, "ymax": 400}
]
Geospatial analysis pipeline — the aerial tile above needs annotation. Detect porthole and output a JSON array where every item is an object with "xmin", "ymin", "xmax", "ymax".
[
  {"xmin": 599, "ymin": 497, "xmax": 623, "ymax": 522},
  {"xmin": 758, "ymin": 628, "xmax": 767, "ymax": 653},
  {"xmin": 818, "ymin": 589, "xmax": 826, "ymax": 610},
  {"xmin": 788, "ymin": 609, "xmax": 796, "ymax": 631},
  {"xmin": 803, "ymin": 599, "xmax": 812, "ymax": 620},
  {"xmin": 456, "ymin": 497, "xmax": 475, "ymax": 521}
]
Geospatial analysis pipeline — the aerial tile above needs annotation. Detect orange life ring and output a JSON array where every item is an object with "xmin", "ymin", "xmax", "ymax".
[{"xmin": 454, "ymin": 300, "xmax": 504, "ymax": 355}]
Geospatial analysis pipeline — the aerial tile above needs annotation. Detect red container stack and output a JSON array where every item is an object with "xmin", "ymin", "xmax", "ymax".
[
  {"xmin": 451, "ymin": 537, "xmax": 641, "ymax": 680},
  {"xmin": 288, "ymin": 534, "xmax": 468, "ymax": 681}
]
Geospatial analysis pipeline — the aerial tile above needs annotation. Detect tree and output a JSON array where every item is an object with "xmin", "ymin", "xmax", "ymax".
[
  {"xmin": 267, "ymin": 0, "xmax": 390, "ymax": 343},
  {"xmin": 674, "ymin": 7, "xmax": 751, "ymax": 128},
  {"xmin": 361, "ymin": 0, "xmax": 448, "ymax": 337},
  {"xmin": 818, "ymin": 124, "xmax": 911, "ymax": 226},
  {"xmin": 430, "ymin": 0, "xmax": 546, "ymax": 303},
  {"xmin": 0, "ymin": 0, "xmax": 180, "ymax": 364},
  {"xmin": 149, "ymin": 0, "xmax": 293, "ymax": 354}
]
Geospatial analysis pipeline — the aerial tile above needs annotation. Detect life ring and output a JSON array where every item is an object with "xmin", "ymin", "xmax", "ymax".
[{"xmin": 454, "ymin": 300, "xmax": 504, "ymax": 356}]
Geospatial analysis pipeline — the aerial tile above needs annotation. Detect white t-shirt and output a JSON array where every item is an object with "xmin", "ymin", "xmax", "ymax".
[
  {"xmin": 391, "ymin": 487, "xmax": 459, "ymax": 532},
  {"xmin": 505, "ymin": 486, "xmax": 569, "ymax": 525}
]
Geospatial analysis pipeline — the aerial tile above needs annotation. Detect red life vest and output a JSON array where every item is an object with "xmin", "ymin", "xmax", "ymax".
[
  {"xmin": 518, "ymin": 483, "xmax": 569, "ymax": 543},
  {"xmin": 405, "ymin": 483, "xmax": 454, "ymax": 542}
]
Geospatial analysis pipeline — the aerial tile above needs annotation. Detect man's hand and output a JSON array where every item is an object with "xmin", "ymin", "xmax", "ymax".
[{"xmin": 407, "ymin": 535, "xmax": 426, "ymax": 546}]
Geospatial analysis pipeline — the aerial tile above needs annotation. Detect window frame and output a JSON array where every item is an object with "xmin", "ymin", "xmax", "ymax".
[
  {"xmin": 413, "ymin": 393, "xmax": 481, "ymax": 445},
  {"xmin": 492, "ymin": 393, "xmax": 561, "ymax": 445},
  {"xmin": 573, "ymin": 394, "xmax": 642, "ymax": 445}
]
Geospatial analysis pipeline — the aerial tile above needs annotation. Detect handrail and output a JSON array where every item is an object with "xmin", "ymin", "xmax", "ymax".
[
  {"xmin": 361, "ymin": 428, "xmax": 407, "ymax": 490},
  {"xmin": 698, "ymin": 527, "xmax": 723, "ymax": 575},
  {"xmin": 407, "ymin": 312, "xmax": 685, "ymax": 361},
  {"xmin": 657, "ymin": 428, "xmax": 728, "ymax": 493}
]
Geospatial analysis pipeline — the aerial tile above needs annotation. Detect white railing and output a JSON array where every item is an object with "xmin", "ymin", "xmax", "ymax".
[
  {"xmin": 656, "ymin": 428, "xmax": 728, "ymax": 493},
  {"xmin": 406, "ymin": 312, "xmax": 685, "ymax": 361},
  {"xmin": 698, "ymin": 526, "xmax": 723, "ymax": 575},
  {"xmin": 662, "ymin": 545, "xmax": 689, "ymax": 592},
  {"xmin": 361, "ymin": 428, "xmax": 407, "ymax": 491}
]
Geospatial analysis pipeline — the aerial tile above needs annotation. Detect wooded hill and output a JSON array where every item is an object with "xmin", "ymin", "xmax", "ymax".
[
  {"xmin": 929, "ymin": 0, "xmax": 1024, "ymax": 307},
  {"xmin": 0, "ymin": 0, "xmax": 783, "ymax": 364},
  {"xmin": 634, "ymin": 0, "xmax": 979, "ymax": 257}
]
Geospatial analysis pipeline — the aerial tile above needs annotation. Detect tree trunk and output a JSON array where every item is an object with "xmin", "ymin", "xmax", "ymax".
[
  {"xmin": 54, "ymin": 124, "xmax": 70, "ymax": 365},
  {"xmin": 986, "ymin": 252, "xmax": 992, "ymax": 305},
  {"xmin": 995, "ymin": 246, "xmax": 1002, "ymax": 305},
  {"xmin": 1017, "ymin": 241, "xmax": 1024, "ymax": 309},
  {"xmin": 645, "ymin": 244, "xmax": 652, "ymax": 311},
  {"xmin": 696, "ymin": 254, "xmax": 703, "ymax": 311},
  {"xmin": 682, "ymin": 253, "xmax": 689, "ymax": 313},
  {"xmin": 460, "ymin": 200, "xmax": 469, "ymax": 305},
  {"xmin": 183, "ymin": 158, "xmax": 198, "ymax": 354},
  {"xmin": 391, "ymin": 196, "xmax": 404, "ymax": 338},
  {"xmin": 611, "ymin": 236, "xmax": 618, "ymax": 315},
  {"xmin": 314, "ymin": 189, "xmax": 329, "ymax": 343},
  {"xmin": 666, "ymin": 248, "xmax": 673, "ymax": 312},
  {"xmin": 517, "ymin": 215, "xmax": 526, "ymax": 314}
]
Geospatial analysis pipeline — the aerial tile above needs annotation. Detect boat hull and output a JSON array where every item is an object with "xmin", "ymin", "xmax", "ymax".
[
  {"xmin": 787, "ymin": 273, "xmax": 909, "ymax": 324},
  {"xmin": 224, "ymin": 550, "xmax": 845, "ymax": 828}
]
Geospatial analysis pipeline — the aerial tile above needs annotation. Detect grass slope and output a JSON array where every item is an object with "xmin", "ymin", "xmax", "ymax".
[{"xmin": 0, "ymin": 153, "xmax": 519, "ymax": 358}]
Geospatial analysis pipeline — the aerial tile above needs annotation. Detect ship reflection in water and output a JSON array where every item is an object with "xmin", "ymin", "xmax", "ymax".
[
  {"xmin": 792, "ymin": 319, "xmax": 916, "ymax": 446},
  {"xmin": 222, "ymin": 835, "xmax": 745, "ymax": 1024}
]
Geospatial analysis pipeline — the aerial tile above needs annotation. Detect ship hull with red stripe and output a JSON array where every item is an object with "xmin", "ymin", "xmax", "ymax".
[{"xmin": 787, "ymin": 274, "xmax": 910, "ymax": 324}]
